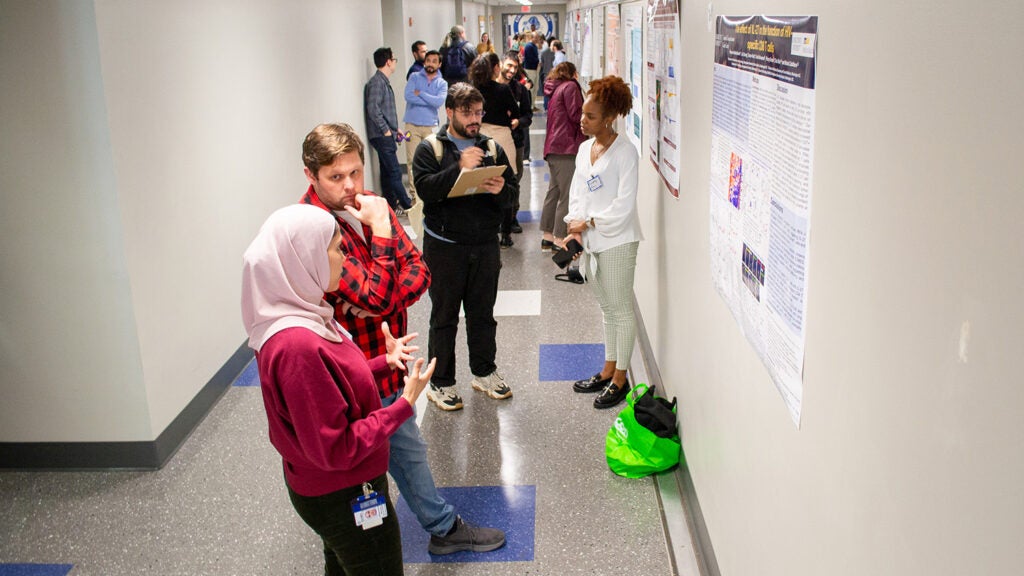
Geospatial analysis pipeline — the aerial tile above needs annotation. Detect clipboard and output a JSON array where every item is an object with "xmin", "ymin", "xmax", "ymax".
[{"xmin": 447, "ymin": 165, "xmax": 507, "ymax": 198}]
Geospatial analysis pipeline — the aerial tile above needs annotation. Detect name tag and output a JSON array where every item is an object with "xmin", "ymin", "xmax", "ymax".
[
  {"xmin": 587, "ymin": 175, "xmax": 604, "ymax": 192},
  {"xmin": 351, "ymin": 489, "xmax": 388, "ymax": 530}
]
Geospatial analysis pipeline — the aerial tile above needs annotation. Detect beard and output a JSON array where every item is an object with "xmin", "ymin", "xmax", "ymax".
[
  {"xmin": 424, "ymin": 65, "xmax": 438, "ymax": 74},
  {"xmin": 450, "ymin": 117, "xmax": 480, "ymax": 139}
]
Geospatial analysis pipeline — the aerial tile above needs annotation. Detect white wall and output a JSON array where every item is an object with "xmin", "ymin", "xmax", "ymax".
[
  {"xmin": 0, "ymin": 0, "xmax": 151, "ymax": 441},
  {"xmin": 568, "ymin": 0, "xmax": 1024, "ymax": 574},
  {"xmin": 0, "ymin": 0, "xmax": 385, "ymax": 442}
]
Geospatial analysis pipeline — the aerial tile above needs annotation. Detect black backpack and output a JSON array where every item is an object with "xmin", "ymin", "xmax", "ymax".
[{"xmin": 444, "ymin": 40, "xmax": 468, "ymax": 79}]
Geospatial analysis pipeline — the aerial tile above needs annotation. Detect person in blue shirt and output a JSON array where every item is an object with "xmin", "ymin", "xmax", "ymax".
[
  {"xmin": 403, "ymin": 50, "xmax": 448, "ymax": 199},
  {"xmin": 406, "ymin": 40, "xmax": 426, "ymax": 80},
  {"xmin": 521, "ymin": 32, "xmax": 542, "ymax": 109}
]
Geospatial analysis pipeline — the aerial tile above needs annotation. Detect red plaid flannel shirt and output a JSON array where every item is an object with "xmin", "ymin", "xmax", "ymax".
[{"xmin": 301, "ymin": 187, "xmax": 431, "ymax": 396}]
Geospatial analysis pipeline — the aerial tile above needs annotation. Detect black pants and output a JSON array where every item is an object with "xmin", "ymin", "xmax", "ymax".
[
  {"xmin": 287, "ymin": 474, "xmax": 403, "ymax": 576},
  {"xmin": 422, "ymin": 235, "xmax": 501, "ymax": 387}
]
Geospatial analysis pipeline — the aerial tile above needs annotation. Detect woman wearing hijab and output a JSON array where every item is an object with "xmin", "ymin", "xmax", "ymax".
[
  {"xmin": 564, "ymin": 76, "xmax": 643, "ymax": 410},
  {"xmin": 241, "ymin": 204, "xmax": 436, "ymax": 576}
]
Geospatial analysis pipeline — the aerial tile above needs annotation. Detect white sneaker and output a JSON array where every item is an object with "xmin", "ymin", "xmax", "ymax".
[
  {"xmin": 471, "ymin": 371, "xmax": 513, "ymax": 400},
  {"xmin": 426, "ymin": 384, "xmax": 464, "ymax": 411}
]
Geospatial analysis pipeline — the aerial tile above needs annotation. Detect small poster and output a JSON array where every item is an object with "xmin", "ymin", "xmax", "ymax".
[{"xmin": 646, "ymin": 0, "xmax": 681, "ymax": 196}]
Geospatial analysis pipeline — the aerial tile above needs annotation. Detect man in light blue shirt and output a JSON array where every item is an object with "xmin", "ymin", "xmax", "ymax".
[{"xmin": 403, "ymin": 50, "xmax": 448, "ymax": 198}]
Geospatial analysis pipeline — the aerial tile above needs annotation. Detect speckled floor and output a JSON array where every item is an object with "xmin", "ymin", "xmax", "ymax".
[{"xmin": 0, "ymin": 117, "xmax": 677, "ymax": 576}]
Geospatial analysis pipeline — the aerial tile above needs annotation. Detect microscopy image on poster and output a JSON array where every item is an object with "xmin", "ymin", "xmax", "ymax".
[{"xmin": 709, "ymin": 15, "xmax": 818, "ymax": 426}]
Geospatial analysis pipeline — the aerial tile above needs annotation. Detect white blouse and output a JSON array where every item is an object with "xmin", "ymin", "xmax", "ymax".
[{"xmin": 564, "ymin": 134, "xmax": 644, "ymax": 254}]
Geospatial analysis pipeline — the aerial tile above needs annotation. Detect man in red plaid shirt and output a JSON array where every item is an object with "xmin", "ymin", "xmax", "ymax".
[{"xmin": 297, "ymin": 123, "xmax": 505, "ymax": 555}]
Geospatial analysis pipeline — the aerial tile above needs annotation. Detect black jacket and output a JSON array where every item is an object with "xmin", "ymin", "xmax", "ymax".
[{"xmin": 412, "ymin": 127, "xmax": 517, "ymax": 244}]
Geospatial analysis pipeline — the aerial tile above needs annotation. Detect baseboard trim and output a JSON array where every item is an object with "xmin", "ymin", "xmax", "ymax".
[
  {"xmin": 0, "ymin": 342, "xmax": 252, "ymax": 470},
  {"xmin": 634, "ymin": 300, "xmax": 721, "ymax": 576}
]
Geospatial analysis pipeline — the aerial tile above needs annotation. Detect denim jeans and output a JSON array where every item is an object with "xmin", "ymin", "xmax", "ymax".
[
  {"xmin": 381, "ymin": 391, "xmax": 456, "ymax": 535},
  {"xmin": 287, "ymin": 473, "xmax": 403, "ymax": 576},
  {"xmin": 369, "ymin": 136, "xmax": 412, "ymax": 209}
]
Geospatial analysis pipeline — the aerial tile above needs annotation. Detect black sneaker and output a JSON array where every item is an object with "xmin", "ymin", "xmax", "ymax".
[
  {"xmin": 510, "ymin": 219, "xmax": 523, "ymax": 234},
  {"xmin": 428, "ymin": 516, "xmax": 506, "ymax": 555},
  {"xmin": 541, "ymin": 239, "xmax": 554, "ymax": 252},
  {"xmin": 573, "ymin": 372, "xmax": 611, "ymax": 393},
  {"xmin": 594, "ymin": 379, "xmax": 630, "ymax": 409},
  {"xmin": 500, "ymin": 234, "xmax": 514, "ymax": 248}
]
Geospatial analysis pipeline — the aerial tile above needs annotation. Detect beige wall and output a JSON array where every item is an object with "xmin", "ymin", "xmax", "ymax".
[
  {"xmin": 570, "ymin": 0, "xmax": 1024, "ymax": 573},
  {"xmin": 0, "ymin": 0, "xmax": 385, "ymax": 442}
]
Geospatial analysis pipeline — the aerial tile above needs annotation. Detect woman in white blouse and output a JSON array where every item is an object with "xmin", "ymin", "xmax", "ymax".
[{"xmin": 564, "ymin": 76, "xmax": 643, "ymax": 409}]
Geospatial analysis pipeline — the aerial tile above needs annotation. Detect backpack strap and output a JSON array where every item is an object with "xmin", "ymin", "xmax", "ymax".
[{"xmin": 424, "ymin": 134, "xmax": 443, "ymax": 163}]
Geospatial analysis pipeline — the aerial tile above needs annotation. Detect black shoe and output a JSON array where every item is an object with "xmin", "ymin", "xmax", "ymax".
[
  {"xmin": 428, "ymin": 516, "xmax": 506, "ymax": 555},
  {"xmin": 573, "ymin": 372, "xmax": 611, "ymax": 393},
  {"xmin": 594, "ymin": 379, "xmax": 630, "ymax": 409},
  {"xmin": 499, "ymin": 234, "xmax": 514, "ymax": 248},
  {"xmin": 510, "ymin": 220, "xmax": 523, "ymax": 234},
  {"xmin": 541, "ymin": 239, "xmax": 554, "ymax": 252}
]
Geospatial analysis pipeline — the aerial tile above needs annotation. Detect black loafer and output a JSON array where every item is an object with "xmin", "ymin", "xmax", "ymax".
[
  {"xmin": 594, "ymin": 380, "xmax": 631, "ymax": 409},
  {"xmin": 573, "ymin": 373, "xmax": 610, "ymax": 393}
]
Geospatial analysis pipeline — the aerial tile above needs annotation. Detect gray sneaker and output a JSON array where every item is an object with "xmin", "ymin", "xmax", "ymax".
[
  {"xmin": 426, "ymin": 384, "xmax": 463, "ymax": 411},
  {"xmin": 428, "ymin": 515, "xmax": 506, "ymax": 555},
  {"xmin": 471, "ymin": 370, "xmax": 512, "ymax": 399}
]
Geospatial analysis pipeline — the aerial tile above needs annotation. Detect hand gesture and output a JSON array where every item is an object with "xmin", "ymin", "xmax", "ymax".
[
  {"xmin": 400, "ymin": 357, "xmax": 437, "ymax": 406},
  {"xmin": 344, "ymin": 194, "xmax": 393, "ymax": 237},
  {"xmin": 383, "ymin": 321, "xmax": 419, "ymax": 371},
  {"xmin": 459, "ymin": 146, "xmax": 485, "ymax": 171}
]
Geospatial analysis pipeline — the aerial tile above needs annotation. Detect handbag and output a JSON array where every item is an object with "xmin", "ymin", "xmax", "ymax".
[
  {"xmin": 551, "ymin": 239, "xmax": 583, "ymax": 268},
  {"xmin": 554, "ymin": 261, "xmax": 585, "ymax": 284},
  {"xmin": 605, "ymin": 383, "xmax": 682, "ymax": 478}
]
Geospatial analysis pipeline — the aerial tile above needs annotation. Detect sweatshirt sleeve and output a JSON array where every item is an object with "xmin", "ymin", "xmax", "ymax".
[{"xmin": 264, "ymin": 336, "xmax": 412, "ymax": 473}]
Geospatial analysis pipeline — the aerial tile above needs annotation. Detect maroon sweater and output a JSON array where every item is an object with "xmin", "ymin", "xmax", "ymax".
[{"xmin": 255, "ymin": 327, "xmax": 413, "ymax": 497}]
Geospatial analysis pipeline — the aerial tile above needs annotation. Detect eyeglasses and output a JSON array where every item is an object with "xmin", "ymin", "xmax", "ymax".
[{"xmin": 457, "ymin": 108, "xmax": 485, "ymax": 119}]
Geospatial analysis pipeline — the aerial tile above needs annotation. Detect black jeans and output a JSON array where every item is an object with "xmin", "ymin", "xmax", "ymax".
[
  {"xmin": 422, "ymin": 235, "xmax": 501, "ymax": 387},
  {"xmin": 287, "ymin": 473, "xmax": 403, "ymax": 576},
  {"xmin": 369, "ymin": 136, "xmax": 412, "ymax": 209}
]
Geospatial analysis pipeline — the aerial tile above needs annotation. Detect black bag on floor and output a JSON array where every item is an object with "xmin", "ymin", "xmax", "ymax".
[{"xmin": 554, "ymin": 261, "xmax": 585, "ymax": 284}]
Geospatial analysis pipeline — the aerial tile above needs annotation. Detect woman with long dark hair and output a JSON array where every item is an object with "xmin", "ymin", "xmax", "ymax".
[
  {"xmin": 540, "ymin": 61, "xmax": 586, "ymax": 252},
  {"xmin": 468, "ymin": 52, "xmax": 521, "ymax": 247}
]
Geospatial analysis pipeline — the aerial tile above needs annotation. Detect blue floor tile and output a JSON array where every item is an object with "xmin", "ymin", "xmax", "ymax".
[
  {"xmin": 396, "ymin": 485, "xmax": 535, "ymax": 563},
  {"xmin": 538, "ymin": 343, "xmax": 606, "ymax": 381},
  {"xmin": 233, "ymin": 359, "xmax": 259, "ymax": 387},
  {"xmin": 516, "ymin": 210, "xmax": 541, "ymax": 223},
  {"xmin": 0, "ymin": 566, "xmax": 73, "ymax": 576}
]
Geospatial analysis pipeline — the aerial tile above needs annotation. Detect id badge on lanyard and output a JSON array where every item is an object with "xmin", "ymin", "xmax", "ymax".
[
  {"xmin": 351, "ymin": 482, "xmax": 388, "ymax": 530},
  {"xmin": 587, "ymin": 174, "xmax": 604, "ymax": 192}
]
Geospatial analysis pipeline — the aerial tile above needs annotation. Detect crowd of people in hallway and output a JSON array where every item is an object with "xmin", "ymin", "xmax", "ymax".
[{"xmin": 239, "ymin": 22, "xmax": 644, "ymax": 575}]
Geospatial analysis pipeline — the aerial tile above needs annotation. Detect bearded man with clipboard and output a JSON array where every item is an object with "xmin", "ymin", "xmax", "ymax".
[{"xmin": 411, "ymin": 82, "xmax": 518, "ymax": 412}]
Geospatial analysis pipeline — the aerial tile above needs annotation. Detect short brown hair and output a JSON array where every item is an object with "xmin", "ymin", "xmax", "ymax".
[
  {"xmin": 445, "ymin": 82, "xmax": 484, "ymax": 111},
  {"xmin": 302, "ymin": 123, "xmax": 365, "ymax": 176},
  {"xmin": 586, "ymin": 76, "xmax": 632, "ymax": 119}
]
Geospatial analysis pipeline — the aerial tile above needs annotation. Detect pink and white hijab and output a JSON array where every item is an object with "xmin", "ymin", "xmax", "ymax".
[{"xmin": 241, "ymin": 204, "xmax": 349, "ymax": 352}]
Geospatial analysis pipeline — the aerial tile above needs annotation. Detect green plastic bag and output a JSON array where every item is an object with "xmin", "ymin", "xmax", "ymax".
[{"xmin": 605, "ymin": 382, "xmax": 681, "ymax": 478}]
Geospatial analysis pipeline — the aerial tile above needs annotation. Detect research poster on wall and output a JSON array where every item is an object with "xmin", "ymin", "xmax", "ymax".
[
  {"xmin": 623, "ymin": 2, "xmax": 644, "ymax": 153},
  {"xmin": 645, "ymin": 0, "xmax": 682, "ymax": 196},
  {"xmin": 709, "ymin": 15, "xmax": 818, "ymax": 426}
]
